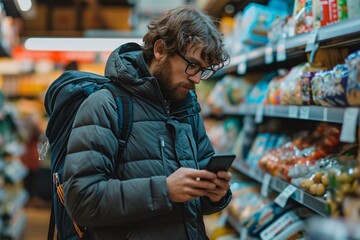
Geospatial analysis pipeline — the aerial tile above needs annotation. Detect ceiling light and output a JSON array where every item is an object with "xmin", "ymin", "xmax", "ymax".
[
  {"xmin": 17, "ymin": 0, "xmax": 32, "ymax": 12},
  {"xmin": 24, "ymin": 37, "xmax": 143, "ymax": 52}
]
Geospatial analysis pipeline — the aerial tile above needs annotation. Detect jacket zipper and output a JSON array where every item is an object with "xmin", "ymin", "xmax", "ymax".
[{"xmin": 159, "ymin": 136, "xmax": 167, "ymax": 175}]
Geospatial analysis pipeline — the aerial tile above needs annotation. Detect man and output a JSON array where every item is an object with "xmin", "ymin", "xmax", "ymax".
[{"xmin": 63, "ymin": 5, "xmax": 232, "ymax": 240}]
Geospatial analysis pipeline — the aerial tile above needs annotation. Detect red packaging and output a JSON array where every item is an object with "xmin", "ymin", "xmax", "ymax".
[
  {"xmin": 319, "ymin": 0, "xmax": 331, "ymax": 26},
  {"xmin": 328, "ymin": 0, "xmax": 339, "ymax": 23}
]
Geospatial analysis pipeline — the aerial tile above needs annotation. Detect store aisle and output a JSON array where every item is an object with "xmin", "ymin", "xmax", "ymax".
[{"xmin": 24, "ymin": 207, "xmax": 51, "ymax": 240}]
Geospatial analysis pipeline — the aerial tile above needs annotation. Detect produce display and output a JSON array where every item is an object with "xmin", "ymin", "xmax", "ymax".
[{"xmin": 257, "ymin": 123, "xmax": 342, "ymax": 181}]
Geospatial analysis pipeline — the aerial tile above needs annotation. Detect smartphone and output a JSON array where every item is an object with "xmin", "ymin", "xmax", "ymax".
[{"xmin": 205, "ymin": 154, "xmax": 236, "ymax": 173}]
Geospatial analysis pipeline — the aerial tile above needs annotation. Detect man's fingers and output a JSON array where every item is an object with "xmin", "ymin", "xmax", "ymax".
[
  {"xmin": 196, "ymin": 170, "xmax": 217, "ymax": 180},
  {"xmin": 217, "ymin": 171, "xmax": 232, "ymax": 181}
]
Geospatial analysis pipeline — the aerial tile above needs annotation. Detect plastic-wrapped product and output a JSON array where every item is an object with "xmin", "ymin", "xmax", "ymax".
[
  {"xmin": 307, "ymin": 217, "xmax": 360, "ymax": 239},
  {"xmin": 239, "ymin": 3, "xmax": 288, "ymax": 46},
  {"xmin": 347, "ymin": 0, "xmax": 360, "ymax": 19},
  {"xmin": 300, "ymin": 71, "xmax": 316, "ymax": 105},
  {"xmin": 245, "ymin": 72, "xmax": 276, "ymax": 104},
  {"xmin": 207, "ymin": 75, "xmax": 253, "ymax": 114},
  {"xmin": 266, "ymin": 76, "xmax": 284, "ymax": 105},
  {"xmin": 346, "ymin": 50, "xmax": 360, "ymax": 106},
  {"xmin": 293, "ymin": 0, "xmax": 307, "ymax": 34},
  {"xmin": 312, "ymin": 65, "xmax": 349, "ymax": 107},
  {"xmin": 242, "ymin": 202, "xmax": 297, "ymax": 239},
  {"xmin": 327, "ymin": 64, "xmax": 349, "ymax": 106},
  {"xmin": 311, "ymin": 70, "xmax": 333, "ymax": 106},
  {"xmin": 229, "ymin": 192, "xmax": 270, "ymax": 224},
  {"xmin": 279, "ymin": 64, "xmax": 312, "ymax": 105},
  {"xmin": 246, "ymin": 133, "xmax": 273, "ymax": 167},
  {"xmin": 259, "ymin": 207, "xmax": 313, "ymax": 240}
]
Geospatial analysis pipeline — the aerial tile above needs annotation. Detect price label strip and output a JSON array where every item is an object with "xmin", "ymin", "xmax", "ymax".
[
  {"xmin": 305, "ymin": 29, "xmax": 319, "ymax": 52},
  {"xmin": 241, "ymin": 228, "xmax": 248, "ymax": 240},
  {"xmin": 237, "ymin": 54, "xmax": 247, "ymax": 75},
  {"xmin": 309, "ymin": 42, "xmax": 319, "ymax": 63},
  {"xmin": 299, "ymin": 106, "xmax": 310, "ymax": 119},
  {"xmin": 265, "ymin": 43, "xmax": 274, "ymax": 64},
  {"xmin": 295, "ymin": 189, "xmax": 304, "ymax": 203},
  {"xmin": 288, "ymin": 106, "xmax": 299, "ymax": 118},
  {"xmin": 255, "ymin": 104, "xmax": 264, "ymax": 123},
  {"xmin": 305, "ymin": 29, "xmax": 319, "ymax": 63},
  {"xmin": 261, "ymin": 174, "xmax": 272, "ymax": 198},
  {"xmin": 323, "ymin": 107, "xmax": 328, "ymax": 121},
  {"xmin": 253, "ymin": 167, "xmax": 264, "ymax": 182},
  {"xmin": 340, "ymin": 108, "xmax": 359, "ymax": 143},
  {"xmin": 276, "ymin": 38, "xmax": 286, "ymax": 62},
  {"xmin": 269, "ymin": 105, "xmax": 275, "ymax": 115},
  {"xmin": 274, "ymin": 184, "xmax": 297, "ymax": 208}
]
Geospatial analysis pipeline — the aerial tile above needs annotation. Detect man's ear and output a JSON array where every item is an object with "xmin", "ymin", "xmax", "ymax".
[{"xmin": 153, "ymin": 39, "xmax": 166, "ymax": 61}]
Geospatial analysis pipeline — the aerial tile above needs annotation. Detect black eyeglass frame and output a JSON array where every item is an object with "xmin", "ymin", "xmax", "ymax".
[{"xmin": 176, "ymin": 52, "xmax": 217, "ymax": 80}]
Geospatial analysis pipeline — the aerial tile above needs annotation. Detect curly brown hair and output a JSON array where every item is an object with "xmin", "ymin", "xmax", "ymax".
[{"xmin": 142, "ymin": 5, "xmax": 230, "ymax": 70}]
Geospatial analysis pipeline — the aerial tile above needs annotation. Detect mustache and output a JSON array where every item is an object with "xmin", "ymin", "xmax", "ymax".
[{"xmin": 182, "ymin": 83, "xmax": 195, "ymax": 90}]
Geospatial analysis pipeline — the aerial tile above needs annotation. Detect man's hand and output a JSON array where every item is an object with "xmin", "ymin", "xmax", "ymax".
[
  {"xmin": 205, "ymin": 171, "xmax": 232, "ymax": 203},
  {"xmin": 166, "ymin": 167, "xmax": 217, "ymax": 202}
]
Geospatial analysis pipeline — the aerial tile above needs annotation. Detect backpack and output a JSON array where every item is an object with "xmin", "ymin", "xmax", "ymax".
[{"xmin": 44, "ymin": 70, "xmax": 133, "ymax": 240}]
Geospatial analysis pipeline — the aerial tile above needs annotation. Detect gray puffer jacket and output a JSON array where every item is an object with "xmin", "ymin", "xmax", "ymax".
[{"xmin": 63, "ymin": 43, "xmax": 232, "ymax": 240}]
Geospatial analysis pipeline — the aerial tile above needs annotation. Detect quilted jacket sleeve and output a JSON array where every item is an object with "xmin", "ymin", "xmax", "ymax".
[
  {"xmin": 63, "ymin": 89, "xmax": 173, "ymax": 227},
  {"xmin": 194, "ymin": 114, "xmax": 232, "ymax": 215}
]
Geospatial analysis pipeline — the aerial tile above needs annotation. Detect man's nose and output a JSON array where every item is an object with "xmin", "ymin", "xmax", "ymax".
[{"xmin": 188, "ymin": 72, "xmax": 201, "ymax": 84}]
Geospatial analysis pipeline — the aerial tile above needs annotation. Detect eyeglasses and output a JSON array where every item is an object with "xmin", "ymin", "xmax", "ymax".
[{"xmin": 176, "ymin": 52, "xmax": 216, "ymax": 80}]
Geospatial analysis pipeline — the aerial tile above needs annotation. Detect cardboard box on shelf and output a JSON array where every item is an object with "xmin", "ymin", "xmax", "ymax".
[
  {"xmin": 306, "ymin": 48, "xmax": 349, "ymax": 69},
  {"xmin": 22, "ymin": 4, "xmax": 131, "ymax": 34}
]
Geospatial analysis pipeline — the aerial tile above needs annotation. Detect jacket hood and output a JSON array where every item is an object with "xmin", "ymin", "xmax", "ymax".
[
  {"xmin": 105, "ymin": 42, "xmax": 150, "ymax": 85},
  {"xmin": 104, "ymin": 42, "xmax": 201, "ymax": 116}
]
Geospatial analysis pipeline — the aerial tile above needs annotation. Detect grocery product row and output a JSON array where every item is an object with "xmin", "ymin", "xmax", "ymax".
[{"xmin": 218, "ymin": 2, "xmax": 360, "ymax": 74}]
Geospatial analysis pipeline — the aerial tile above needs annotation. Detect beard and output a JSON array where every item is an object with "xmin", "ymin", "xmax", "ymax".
[{"xmin": 153, "ymin": 59, "xmax": 191, "ymax": 105}]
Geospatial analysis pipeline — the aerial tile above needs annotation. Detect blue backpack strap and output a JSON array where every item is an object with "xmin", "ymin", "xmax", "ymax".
[{"xmin": 103, "ymin": 82, "xmax": 133, "ymax": 152}]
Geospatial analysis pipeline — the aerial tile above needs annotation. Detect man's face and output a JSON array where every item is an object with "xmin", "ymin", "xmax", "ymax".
[{"xmin": 153, "ymin": 48, "xmax": 210, "ymax": 104}]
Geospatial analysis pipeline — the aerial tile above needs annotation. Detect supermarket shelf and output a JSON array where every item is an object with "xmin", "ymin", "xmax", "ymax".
[
  {"xmin": 1, "ymin": 210, "xmax": 27, "ymax": 240},
  {"xmin": 232, "ymin": 160, "xmax": 328, "ymax": 217},
  {"xmin": 217, "ymin": 17, "xmax": 360, "ymax": 75},
  {"xmin": 220, "ymin": 104, "xmax": 359, "ymax": 125},
  {"xmin": 0, "ymin": 188, "xmax": 6, "ymax": 204},
  {"xmin": 4, "ymin": 160, "xmax": 28, "ymax": 185},
  {"xmin": 2, "ymin": 190, "xmax": 29, "ymax": 221}
]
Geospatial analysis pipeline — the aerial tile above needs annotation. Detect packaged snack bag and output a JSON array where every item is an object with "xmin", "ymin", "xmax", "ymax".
[{"xmin": 346, "ymin": 50, "xmax": 360, "ymax": 106}]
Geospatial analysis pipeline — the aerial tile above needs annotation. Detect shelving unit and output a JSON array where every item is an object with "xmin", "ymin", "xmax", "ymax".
[
  {"xmin": 0, "ymin": 103, "xmax": 29, "ymax": 239},
  {"xmin": 208, "ymin": 10, "xmax": 360, "ymax": 239}
]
